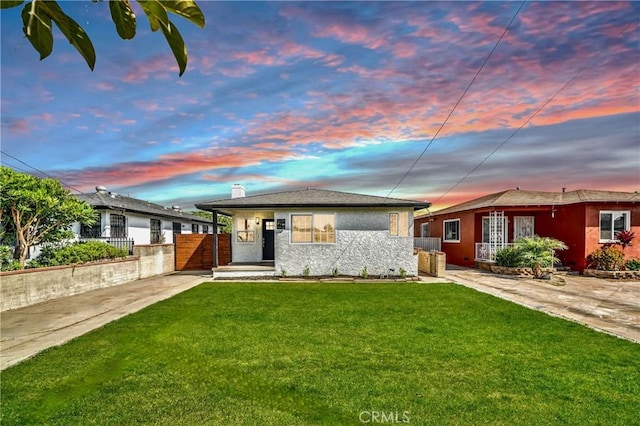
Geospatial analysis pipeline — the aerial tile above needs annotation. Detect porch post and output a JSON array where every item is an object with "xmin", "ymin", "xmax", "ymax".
[{"xmin": 212, "ymin": 210, "xmax": 218, "ymax": 268}]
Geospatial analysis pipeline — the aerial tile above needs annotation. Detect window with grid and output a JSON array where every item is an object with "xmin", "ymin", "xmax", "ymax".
[
  {"xmin": 150, "ymin": 219, "xmax": 162, "ymax": 244},
  {"xmin": 110, "ymin": 214, "xmax": 126, "ymax": 238},
  {"xmin": 192, "ymin": 224, "xmax": 199, "ymax": 233},
  {"xmin": 600, "ymin": 211, "xmax": 630, "ymax": 241},
  {"xmin": 236, "ymin": 218, "xmax": 255, "ymax": 243},
  {"xmin": 389, "ymin": 212, "xmax": 409, "ymax": 236},
  {"xmin": 80, "ymin": 215, "xmax": 102, "ymax": 238},
  {"xmin": 292, "ymin": 214, "xmax": 334, "ymax": 243}
]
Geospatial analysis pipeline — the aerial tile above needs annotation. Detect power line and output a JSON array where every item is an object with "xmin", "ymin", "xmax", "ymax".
[
  {"xmin": 386, "ymin": 1, "xmax": 527, "ymax": 199},
  {"xmin": 431, "ymin": 17, "xmax": 639, "ymax": 207},
  {"xmin": 0, "ymin": 150, "xmax": 97, "ymax": 200}
]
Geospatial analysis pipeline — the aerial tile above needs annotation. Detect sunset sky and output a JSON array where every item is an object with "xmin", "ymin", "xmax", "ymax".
[{"xmin": 1, "ymin": 1, "xmax": 638, "ymax": 211}]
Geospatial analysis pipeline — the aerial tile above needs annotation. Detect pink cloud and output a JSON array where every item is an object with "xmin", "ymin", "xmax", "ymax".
[
  {"xmin": 96, "ymin": 82, "xmax": 116, "ymax": 91},
  {"xmin": 8, "ymin": 119, "xmax": 30, "ymax": 133}
]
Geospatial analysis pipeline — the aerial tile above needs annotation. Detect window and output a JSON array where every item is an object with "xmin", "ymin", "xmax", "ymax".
[
  {"xmin": 389, "ymin": 212, "xmax": 409, "ymax": 236},
  {"xmin": 443, "ymin": 219, "xmax": 460, "ymax": 242},
  {"xmin": 514, "ymin": 216, "xmax": 535, "ymax": 240},
  {"xmin": 292, "ymin": 214, "xmax": 335, "ymax": 243},
  {"xmin": 420, "ymin": 222, "xmax": 430, "ymax": 238},
  {"xmin": 192, "ymin": 224, "xmax": 199, "ymax": 233},
  {"xmin": 173, "ymin": 222, "xmax": 182, "ymax": 234},
  {"xmin": 80, "ymin": 216, "xmax": 102, "ymax": 238},
  {"xmin": 110, "ymin": 214, "xmax": 126, "ymax": 238},
  {"xmin": 150, "ymin": 219, "xmax": 162, "ymax": 244},
  {"xmin": 237, "ymin": 218, "xmax": 255, "ymax": 243},
  {"xmin": 482, "ymin": 216, "xmax": 509, "ymax": 243},
  {"xmin": 265, "ymin": 220, "xmax": 275, "ymax": 231},
  {"xmin": 600, "ymin": 211, "xmax": 630, "ymax": 241},
  {"xmin": 202, "ymin": 225, "xmax": 209, "ymax": 234}
]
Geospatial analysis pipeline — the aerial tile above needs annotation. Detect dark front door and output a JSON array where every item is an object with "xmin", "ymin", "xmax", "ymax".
[{"xmin": 262, "ymin": 219, "xmax": 275, "ymax": 261}]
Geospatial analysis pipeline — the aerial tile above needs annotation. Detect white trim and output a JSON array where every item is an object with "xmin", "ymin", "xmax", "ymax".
[
  {"xmin": 599, "ymin": 210, "xmax": 630, "ymax": 243},
  {"xmin": 290, "ymin": 212, "xmax": 336, "ymax": 245},
  {"xmin": 443, "ymin": 218, "xmax": 461, "ymax": 243}
]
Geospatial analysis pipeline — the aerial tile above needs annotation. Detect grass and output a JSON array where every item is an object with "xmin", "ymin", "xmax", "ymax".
[{"xmin": 2, "ymin": 282, "xmax": 639, "ymax": 425}]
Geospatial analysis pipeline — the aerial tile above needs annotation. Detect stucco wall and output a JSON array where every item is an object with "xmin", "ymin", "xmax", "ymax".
[
  {"xmin": 274, "ymin": 208, "xmax": 417, "ymax": 277},
  {"xmin": 0, "ymin": 244, "xmax": 175, "ymax": 312},
  {"xmin": 133, "ymin": 244, "xmax": 175, "ymax": 278}
]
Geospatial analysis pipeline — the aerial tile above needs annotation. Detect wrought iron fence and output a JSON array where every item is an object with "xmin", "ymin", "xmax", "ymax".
[
  {"xmin": 80, "ymin": 238, "xmax": 135, "ymax": 255},
  {"xmin": 414, "ymin": 237, "xmax": 441, "ymax": 252},
  {"xmin": 474, "ymin": 242, "xmax": 515, "ymax": 262}
]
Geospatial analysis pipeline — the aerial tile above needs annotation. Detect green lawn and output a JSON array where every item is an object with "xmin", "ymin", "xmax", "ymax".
[{"xmin": 2, "ymin": 283, "xmax": 639, "ymax": 425}]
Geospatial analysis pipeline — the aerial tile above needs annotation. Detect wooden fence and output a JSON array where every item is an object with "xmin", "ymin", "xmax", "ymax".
[{"xmin": 175, "ymin": 234, "xmax": 231, "ymax": 271}]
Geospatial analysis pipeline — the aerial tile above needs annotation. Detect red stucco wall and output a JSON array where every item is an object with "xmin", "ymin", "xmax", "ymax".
[{"xmin": 415, "ymin": 201, "xmax": 639, "ymax": 272}]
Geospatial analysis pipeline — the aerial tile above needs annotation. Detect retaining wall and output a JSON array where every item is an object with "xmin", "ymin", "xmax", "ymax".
[{"xmin": 0, "ymin": 244, "xmax": 175, "ymax": 312}]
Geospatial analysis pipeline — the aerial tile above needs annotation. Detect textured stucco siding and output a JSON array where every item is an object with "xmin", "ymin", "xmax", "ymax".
[
  {"xmin": 231, "ymin": 211, "xmax": 273, "ymax": 262},
  {"xmin": 274, "ymin": 208, "xmax": 416, "ymax": 276}
]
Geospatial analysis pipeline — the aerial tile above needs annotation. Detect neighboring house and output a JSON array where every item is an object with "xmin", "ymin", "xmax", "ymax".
[
  {"xmin": 74, "ymin": 186, "xmax": 215, "ymax": 246},
  {"xmin": 196, "ymin": 185, "xmax": 430, "ymax": 277},
  {"xmin": 414, "ymin": 189, "xmax": 640, "ymax": 272}
]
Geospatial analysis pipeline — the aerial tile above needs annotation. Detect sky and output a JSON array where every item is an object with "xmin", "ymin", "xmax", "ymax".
[{"xmin": 1, "ymin": 1, "xmax": 639, "ymax": 212}]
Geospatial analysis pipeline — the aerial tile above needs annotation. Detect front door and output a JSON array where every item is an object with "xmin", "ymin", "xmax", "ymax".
[{"xmin": 262, "ymin": 219, "xmax": 275, "ymax": 261}]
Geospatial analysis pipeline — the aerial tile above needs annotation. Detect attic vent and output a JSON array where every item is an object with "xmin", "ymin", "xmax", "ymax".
[{"xmin": 96, "ymin": 185, "xmax": 107, "ymax": 194}]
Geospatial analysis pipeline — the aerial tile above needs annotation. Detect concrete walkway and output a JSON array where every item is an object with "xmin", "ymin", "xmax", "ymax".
[
  {"xmin": 1, "ymin": 271, "xmax": 210, "ymax": 370},
  {"xmin": 442, "ymin": 267, "xmax": 640, "ymax": 343}
]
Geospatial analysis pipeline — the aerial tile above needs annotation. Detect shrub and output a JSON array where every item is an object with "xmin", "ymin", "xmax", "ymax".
[
  {"xmin": 399, "ymin": 268, "xmax": 407, "ymax": 279},
  {"xmin": 29, "ymin": 241, "xmax": 128, "ymax": 268},
  {"xmin": 513, "ymin": 236, "xmax": 567, "ymax": 277},
  {"xmin": 625, "ymin": 258, "xmax": 640, "ymax": 271},
  {"xmin": 332, "ymin": 267, "xmax": 339, "ymax": 278},
  {"xmin": 302, "ymin": 265, "xmax": 310, "ymax": 278},
  {"xmin": 360, "ymin": 266, "xmax": 368, "ymax": 279},
  {"xmin": 495, "ymin": 246, "xmax": 522, "ymax": 267},
  {"xmin": 0, "ymin": 245, "xmax": 22, "ymax": 271},
  {"xmin": 615, "ymin": 230, "xmax": 635, "ymax": 250},
  {"xmin": 587, "ymin": 246, "xmax": 626, "ymax": 271}
]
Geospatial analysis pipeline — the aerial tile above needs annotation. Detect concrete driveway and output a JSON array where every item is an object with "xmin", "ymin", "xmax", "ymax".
[
  {"xmin": 1, "ymin": 271, "xmax": 210, "ymax": 370},
  {"xmin": 443, "ymin": 267, "xmax": 640, "ymax": 343}
]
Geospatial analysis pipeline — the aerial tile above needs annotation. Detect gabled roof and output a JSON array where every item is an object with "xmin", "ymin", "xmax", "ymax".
[
  {"xmin": 195, "ymin": 188, "xmax": 430, "ymax": 211},
  {"xmin": 77, "ymin": 191, "xmax": 212, "ymax": 224},
  {"xmin": 421, "ymin": 189, "xmax": 640, "ymax": 217}
]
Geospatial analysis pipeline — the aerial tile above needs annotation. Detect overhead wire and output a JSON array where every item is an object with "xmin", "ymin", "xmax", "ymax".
[
  {"xmin": 385, "ymin": 1, "xmax": 527, "ymax": 199},
  {"xmin": 431, "ymin": 17, "xmax": 639, "ymax": 207}
]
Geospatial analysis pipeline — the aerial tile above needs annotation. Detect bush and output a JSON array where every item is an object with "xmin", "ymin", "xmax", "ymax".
[
  {"xmin": 29, "ymin": 241, "xmax": 128, "ymax": 268},
  {"xmin": 0, "ymin": 245, "xmax": 22, "ymax": 271},
  {"xmin": 625, "ymin": 258, "xmax": 640, "ymax": 271},
  {"xmin": 495, "ymin": 246, "xmax": 522, "ymax": 267},
  {"xmin": 587, "ymin": 246, "xmax": 626, "ymax": 271}
]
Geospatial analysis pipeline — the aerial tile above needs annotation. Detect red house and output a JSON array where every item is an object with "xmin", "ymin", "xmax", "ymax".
[{"xmin": 414, "ymin": 189, "xmax": 640, "ymax": 272}]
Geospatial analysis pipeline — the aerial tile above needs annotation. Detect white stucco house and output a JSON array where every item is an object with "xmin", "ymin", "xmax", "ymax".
[
  {"xmin": 195, "ymin": 185, "xmax": 430, "ymax": 277},
  {"xmin": 74, "ymin": 186, "xmax": 215, "ymax": 250}
]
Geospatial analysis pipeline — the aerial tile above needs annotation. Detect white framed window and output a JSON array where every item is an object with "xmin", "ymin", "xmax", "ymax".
[
  {"xmin": 421, "ymin": 222, "xmax": 430, "ymax": 238},
  {"xmin": 110, "ymin": 214, "xmax": 127, "ymax": 238},
  {"xmin": 291, "ymin": 214, "xmax": 335, "ymax": 244},
  {"xmin": 236, "ymin": 218, "xmax": 255, "ymax": 243},
  {"xmin": 482, "ymin": 216, "xmax": 509, "ymax": 243},
  {"xmin": 514, "ymin": 216, "xmax": 535, "ymax": 240},
  {"xmin": 389, "ymin": 212, "xmax": 409, "ymax": 237},
  {"xmin": 443, "ymin": 219, "xmax": 460, "ymax": 243},
  {"xmin": 599, "ymin": 211, "xmax": 630, "ymax": 242}
]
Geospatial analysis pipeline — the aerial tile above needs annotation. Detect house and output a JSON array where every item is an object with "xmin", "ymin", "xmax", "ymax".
[
  {"xmin": 195, "ymin": 185, "xmax": 430, "ymax": 277},
  {"xmin": 75, "ymin": 186, "xmax": 215, "ymax": 247},
  {"xmin": 414, "ymin": 189, "xmax": 640, "ymax": 272}
]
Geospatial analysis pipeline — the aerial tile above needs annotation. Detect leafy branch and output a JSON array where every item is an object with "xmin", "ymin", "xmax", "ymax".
[{"xmin": 1, "ymin": 0, "xmax": 205, "ymax": 76}]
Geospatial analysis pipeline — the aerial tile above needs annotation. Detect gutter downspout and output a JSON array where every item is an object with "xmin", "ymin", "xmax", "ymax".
[{"xmin": 212, "ymin": 210, "xmax": 218, "ymax": 269}]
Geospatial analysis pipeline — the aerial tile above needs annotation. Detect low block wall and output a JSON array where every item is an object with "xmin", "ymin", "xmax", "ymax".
[
  {"xmin": 583, "ymin": 269, "xmax": 640, "ymax": 280},
  {"xmin": 134, "ymin": 244, "xmax": 174, "ymax": 278},
  {"xmin": 418, "ymin": 251, "xmax": 446, "ymax": 277},
  {"xmin": 0, "ymin": 244, "xmax": 175, "ymax": 312}
]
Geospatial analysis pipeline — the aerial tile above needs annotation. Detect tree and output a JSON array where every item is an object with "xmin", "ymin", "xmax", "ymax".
[
  {"xmin": 187, "ymin": 210, "xmax": 232, "ymax": 234},
  {"xmin": 0, "ymin": 167, "xmax": 97, "ymax": 267},
  {"xmin": 514, "ymin": 236, "xmax": 568, "ymax": 278},
  {"xmin": 1, "ymin": 0, "xmax": 205, "ymax": 76}
]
